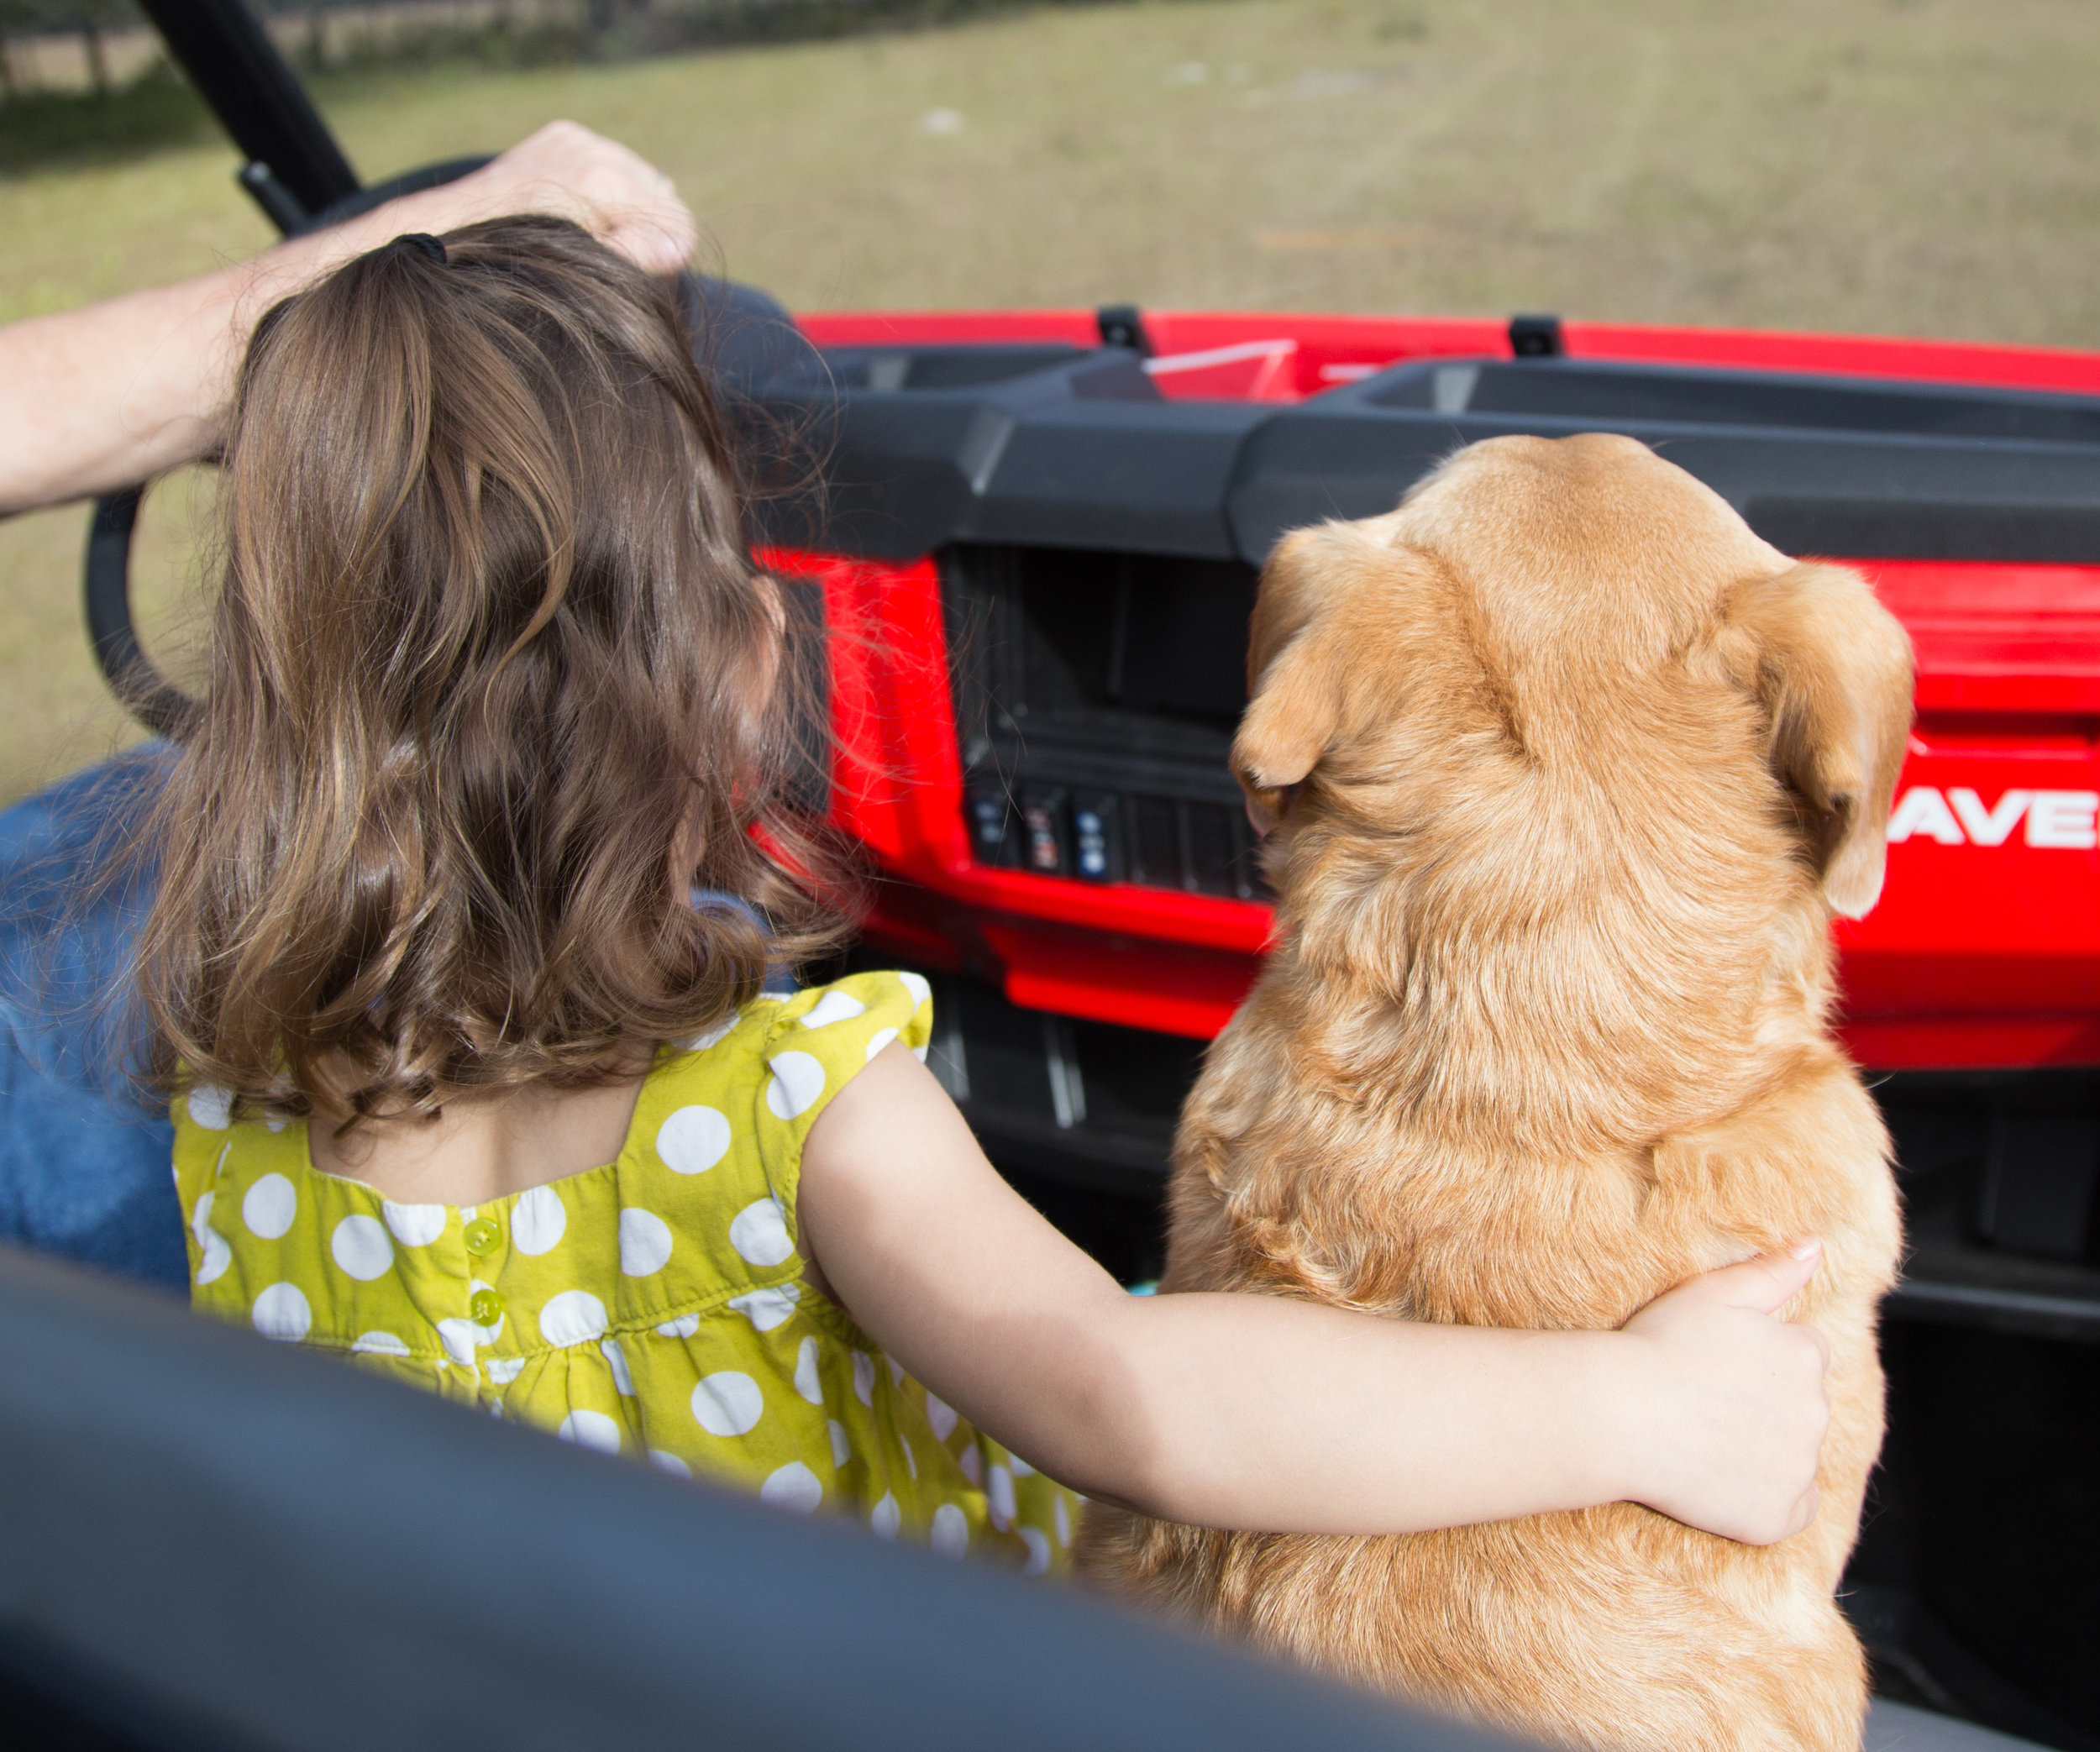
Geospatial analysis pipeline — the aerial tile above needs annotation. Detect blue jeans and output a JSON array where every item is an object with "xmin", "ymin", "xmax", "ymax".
[{"xmin": 0, "ymin": 753, "xmax": 184, "ymax": 1288}]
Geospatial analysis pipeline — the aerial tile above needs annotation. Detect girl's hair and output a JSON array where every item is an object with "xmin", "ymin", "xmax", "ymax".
[{"xmin": 137, "ymin": 215, "xmax": 844, "ymax": 1124}]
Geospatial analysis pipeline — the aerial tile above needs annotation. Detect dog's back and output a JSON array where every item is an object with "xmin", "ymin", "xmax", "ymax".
[{"xmin": 1076, "ymin": 435, "xmax": 1909, "ymax": 1752}]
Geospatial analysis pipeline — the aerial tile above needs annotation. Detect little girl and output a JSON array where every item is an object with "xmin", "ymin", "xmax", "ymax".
[{"xmin": 146, "ymin": 217, "xmax": 1830, "ymax": 1575}]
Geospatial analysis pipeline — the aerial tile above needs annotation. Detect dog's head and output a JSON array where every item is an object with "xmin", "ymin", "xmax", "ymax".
[{"xmin": 1234, "ymin": 434, "xmax": 1914, "ymax": 996}]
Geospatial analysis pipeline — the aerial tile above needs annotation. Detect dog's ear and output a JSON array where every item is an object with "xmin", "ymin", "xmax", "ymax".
[
  {"xmin": 1720, "ymin": 561, "xmax": 1915, "ymax": 919},
  {"xmin": 1233, "ymin": 528, "xmax": 1349, "ymax": 826}
]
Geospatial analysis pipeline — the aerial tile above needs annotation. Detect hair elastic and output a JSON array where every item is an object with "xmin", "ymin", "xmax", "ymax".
[{"xmin": 396, "ymin": 233, "xmax": 447, "ymax": 265}]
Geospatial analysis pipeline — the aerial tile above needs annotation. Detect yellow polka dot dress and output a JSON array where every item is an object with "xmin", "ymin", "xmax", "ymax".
[{"xmin": 172, "ymin": 971, "xmax": 1079, "ymax": 1573}]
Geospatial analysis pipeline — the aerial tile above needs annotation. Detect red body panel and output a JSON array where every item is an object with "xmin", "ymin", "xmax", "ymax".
[{"xmin": 781, "ymin": 311, "xmax": 2100, "ymax": 1071}]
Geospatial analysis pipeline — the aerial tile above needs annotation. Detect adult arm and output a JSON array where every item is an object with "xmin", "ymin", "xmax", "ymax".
[
  {"xmin": 799, "ymin": 1042, "xmax": 1831, "ymax": 1543},
  {"xmin": 0, "ymin": 120, "xmax": 696, "ymax": 517}
]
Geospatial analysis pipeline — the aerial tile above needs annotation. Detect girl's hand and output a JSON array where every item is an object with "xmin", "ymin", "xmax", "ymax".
[{"xmin": 1614, "ymin": 1244, "xmax": 1832, "ymax": 1545}]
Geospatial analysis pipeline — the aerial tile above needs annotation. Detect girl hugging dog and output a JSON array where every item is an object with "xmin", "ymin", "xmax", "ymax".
[{"xmin": 149, "ymin": 217, "xmax": 1830, "ymax": 1587}]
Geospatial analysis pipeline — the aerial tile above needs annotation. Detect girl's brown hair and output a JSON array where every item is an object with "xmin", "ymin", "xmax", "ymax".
[{"xmin": 138, "ymin": 215, "xmax": 843, "ymax": 1124}]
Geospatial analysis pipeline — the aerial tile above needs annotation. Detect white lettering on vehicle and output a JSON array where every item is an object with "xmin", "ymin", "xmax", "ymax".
[{"xmin": 1887, "ymin": 786, "xmax": 2098, "ymax": 849}]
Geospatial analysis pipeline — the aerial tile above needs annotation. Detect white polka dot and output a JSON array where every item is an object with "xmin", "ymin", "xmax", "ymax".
[
  {"xmin": 764, "ymin": 1051, "xmax": 827, "ymax": 1120},
  {"xmin": 512, "ymin": 1185, "xmax": 567, "ymax": 1255},
  {"xmin": 794, "ymin": 1336, "xmax": 823, "ymax": 1405},
  {"xmin": 760, "ymin": 1461, "xmax": 823, "ymax": 1515},
  {"xmin": 659, "ymin": 1102, "xmax": 735, "ymax": 1175},
  {"xmin": 351, "ymin": 1330, "xmax": 410, "ymax": 1356},
  {"xmin": 381, "ymin": 1200, "xmax": 446, "ymax": 1246},
  {"xmin": 557, "ymin": 1409, "xmax": 621, "ymax": 1454},
  {"xmin": 329, "ymin": 1214, "xmax": 394, "ymax": 1281},
  {"xmin": 926, "ymin": 1392, "xmax": 958, "ymax": 1441},
  {"xmin": 959, "ymin": 1441, "xmax": 983, "ymax": 1486},
  {"xmin": 651, "ymin": 1450, "xmax": 693, "ymax": 1479},
  {"xmin": 852, "ymin": 1351, "xmax": 876, "ymax": 1407},
  {"xmin": 1010, "ymin": 1452, "xmax": 1037, "ymax": 1478},
  {"xmin": 728, "ymin": 1197, "xmax": 793, "ymax": 1267},
  {"xmin": 655, "ymin": 1312, "xmax": 701, "ymax": 1339},
  {"xmin": 989, "ymin": 1463, "xmax": 1016, "ymax": 1531},
  {"xmin": 800, "ymin": 989, "xmax": 867, "ymax": 1030},
  {"xmin": 190, "ymin": 1192, "xmax": 230, "ymax": 1286},
  {"xmin": 251, "ymin": 1282, "xmax": 310, "ymax": 1342},
  {"xmin": 262, "ymin": 1110, "xmax": 289, "ymax": 1134},
  {"xmin": 691, "ymin": 1371, "xmax": 764, "ymax": 1437},
  {"xmin": 931, "ymin": 1503, "xmax": 969, "ymax": 1559},
  {"xmin": 601, "ymin": 1336, "xmax": 636, "ymax": 1396},
  {"xmin": 888, "ymin": 1356, "xmax": 906, "ymax": 1387},
  {"xmin": 829, "ymin": 1419, "xmax": 851, "ymax": 1466},
  {"xmin": 870, "ymin": 1492, "xmax": 901, "ymax": 1540},
  {"xmin": 618, "ymin": 1207, "xmax": 674, "ymax": 1277},
  {"xmin": 186, "ymin": 1084, "xmax": 233, "ymax": 1130},
  {"xmin": 911, "ymin": 1042, "xmax": 929, "ymax": 1063},
  {"xmin": 1053, "ymin": 1494, "xmax": 1071, "ymax": 1547},
  {"xmin": 1019, "ymin": 1526, "xmax": 1052, "ymax": 1575},
  {"xmin": 537, "ymin": 1289, "xmax": 608, "ymax": 1348},
  {"xmin": 726, "ymin": 1284, "xmax": 800, "ymax": 1331},
  {"xmin": 486, "ymin": 1356, "xmax": 524, "ymax": 1384},
  {"xmin": 897, "ymin": 971, "xmax": 932, "ymax": 1010},
  {"xmin": 241, "ymin": 1172, "xmax": 297, "ymax": 1240},
  {"xmin": 902, "ymin": 1438, "xmax": 918, "ymax": 1481},
  {"xmin": 435, "ymin": 1319, "xmax": 484, "ymax": 1365},
  {"xmin": 864, "ymin": 1027, "xmax": 900, "ymax": 1062},
  {"xmin": 684, "ymin": 1012, "xmax": 739, "ymax": 1052}
]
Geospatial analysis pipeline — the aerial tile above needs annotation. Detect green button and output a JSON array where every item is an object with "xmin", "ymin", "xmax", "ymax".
[
  {"xmin": 469, "ymin": 1288, "xmax": 504, "ymax": 1325},
  {"xmin": 462, "ymin": 1217, "xmax": 501, "ymax": 1256}
]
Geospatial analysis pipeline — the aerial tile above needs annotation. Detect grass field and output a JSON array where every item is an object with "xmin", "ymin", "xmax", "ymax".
[{"xmin": 5, "ymin": 0, "xmax": 2099, "ymax": 801}]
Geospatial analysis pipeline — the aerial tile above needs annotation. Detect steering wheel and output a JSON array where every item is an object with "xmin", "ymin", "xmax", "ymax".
[{"xmin": 83, "ymin": 157, "xmax": 491, "ymax": 737}]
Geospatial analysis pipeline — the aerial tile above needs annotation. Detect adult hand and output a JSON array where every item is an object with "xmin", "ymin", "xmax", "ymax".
[
  {"xmin": 0, "ymin": 121, "xmax": 698, "ymax": 515},
  {"xmin": 354, "ymin": 120, "xmax": 696, "ymax": 275}
]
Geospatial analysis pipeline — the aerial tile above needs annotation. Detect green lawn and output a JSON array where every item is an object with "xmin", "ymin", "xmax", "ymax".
[{"xmin": 5, "ymin": 0, "xmax": 2099, "ymax": 800}]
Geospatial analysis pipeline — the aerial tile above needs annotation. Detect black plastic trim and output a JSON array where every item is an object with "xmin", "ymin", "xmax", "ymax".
[
  {"xmin": 757, "ymin": 351, "xmax": 1273, "ymax": 559},
  {"xmin": 1887, "ymin": 1271, "xmax": 2100, "ymax": 1345},
  {"xmin": 0, "ymin": 1242, "xmax": 1508, "ymax": 1752},
  {"xmin": 757, "ymin": 344, "xmax": 2100, "ymax": 567},
  {"xmin": 1507, "ymin": 314, "xmax": 1564, "ymax": 358},
  {"xmin": 916, "ymin": 972, "xmax": 2100, "ymax": 1337},
  {"xmin": 1746, "ymin": 497, "xmax": 2100, "ymax": 564},
  {"xmin": 1226, "ymin": 363, "xmax": 2100, "ymax": 564}
]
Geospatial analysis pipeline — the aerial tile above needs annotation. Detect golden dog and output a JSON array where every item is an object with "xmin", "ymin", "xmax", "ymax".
[{"xmin": 1077, "ymin": 433, "xmax": 1910, "ymax": 1752}]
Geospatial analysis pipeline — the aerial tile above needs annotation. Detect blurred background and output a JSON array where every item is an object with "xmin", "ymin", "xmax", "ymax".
[{"xmin": 2, "ymin": 0, "xmax": 2096, "ymax": 803}]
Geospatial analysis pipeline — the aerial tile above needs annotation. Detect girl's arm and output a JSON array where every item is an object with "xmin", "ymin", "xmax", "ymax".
[{"xmin": 798, "ymin": 1042, "xmax": 1830, "ymax": 1545}]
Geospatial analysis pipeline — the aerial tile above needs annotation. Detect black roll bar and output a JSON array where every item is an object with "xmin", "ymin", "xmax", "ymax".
[
  {"xmin": 135, "ymin": 0, "xmax": 359, "ymax": 227},
  {"xmin": 88, "ymin": 0, "xmax": 500, "ymax": 733}
]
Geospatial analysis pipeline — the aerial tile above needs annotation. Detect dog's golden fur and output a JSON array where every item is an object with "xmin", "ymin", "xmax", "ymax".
[{"xmin": 1076, "ymin": 434, "xmax": 1911, "ymax": 1752}]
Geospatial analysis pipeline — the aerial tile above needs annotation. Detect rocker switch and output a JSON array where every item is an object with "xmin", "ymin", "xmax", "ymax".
[
  {"xmin": 1021, "ymin": 786, "xmax": 1070, "ymax": 875},
  {"xmin": 1071, "ymin": 792, "xmax": 1120, "ymax": 882}
]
